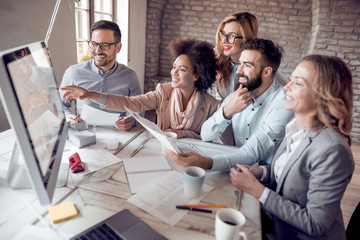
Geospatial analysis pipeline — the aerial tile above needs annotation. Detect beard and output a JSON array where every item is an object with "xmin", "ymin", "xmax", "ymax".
[
  {"xmin": 92, "ymin": 50, "xmax": 116, "ymax": 68},
  {"xmin": 235, "ymin": 70, "xmax": 263, "ymax": 92}
]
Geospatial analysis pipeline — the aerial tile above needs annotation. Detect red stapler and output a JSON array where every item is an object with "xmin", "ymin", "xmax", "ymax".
[{"xmin": 69, "ymin": 153, "xmax": 84, "ymax": 173}]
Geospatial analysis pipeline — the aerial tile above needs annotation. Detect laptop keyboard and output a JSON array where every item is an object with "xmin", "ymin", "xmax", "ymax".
[
  {"xmin": 70, "ymin": 209, "xmax": 166, "ymax": 240},
  {"xmin": 74, "ymin": 223, "xmax": 124, "ymax": 240}
]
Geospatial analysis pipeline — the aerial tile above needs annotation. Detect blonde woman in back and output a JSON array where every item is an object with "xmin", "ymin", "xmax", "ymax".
[{"xmin": 215, "ymin": 12, "xmax": 258, "ymax": 101}]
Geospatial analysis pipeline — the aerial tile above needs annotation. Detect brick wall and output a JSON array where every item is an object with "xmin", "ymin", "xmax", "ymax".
[{"xmin": 145, "ymin": 0, "xmax": 360, "ymax": 143}]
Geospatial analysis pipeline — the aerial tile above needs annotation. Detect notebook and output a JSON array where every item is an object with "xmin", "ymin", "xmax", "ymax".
[
  {"xmin": 123, "ymin": 156, "xmax": 172, "ymax": 194},
  {"xmin": 70, "ymin": 209, "xmax": 166, "ymax": 240}
]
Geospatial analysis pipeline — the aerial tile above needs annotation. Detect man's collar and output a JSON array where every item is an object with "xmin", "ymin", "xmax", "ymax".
[
  {"xmin": 252, "ymin": 80, "xmax": 277, "ymax": 106},
  {"xmin": 90, "ymin": 59, "xmax": 118, "ymax": 75}
]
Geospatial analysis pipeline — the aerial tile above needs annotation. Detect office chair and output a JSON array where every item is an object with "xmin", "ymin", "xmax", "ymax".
[{"xmin": 346, "ymin": 201, "xmax": 360, "ymax": 240}]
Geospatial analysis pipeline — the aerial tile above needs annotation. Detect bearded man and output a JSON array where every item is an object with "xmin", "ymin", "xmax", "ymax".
[{"xmin": 167, "ymin": 38, "xmax": 293, "ymax": 172}]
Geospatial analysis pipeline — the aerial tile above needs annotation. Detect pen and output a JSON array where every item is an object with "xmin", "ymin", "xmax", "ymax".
[
  {"xmin": 76, "ymin": 109, "xmax": 79, "ymax": 123},
  {"xmin": 181, "ymin": 204, "xmax": 227, "ymax": 208},
  {"xmin": 176, "ymin": 205, "xmax": 212, "ymax": 213}
]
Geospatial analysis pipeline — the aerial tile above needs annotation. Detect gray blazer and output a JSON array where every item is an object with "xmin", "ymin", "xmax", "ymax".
[{"xmin": 263, "ymin": 126, "xmax": 354, "ymax": 239}]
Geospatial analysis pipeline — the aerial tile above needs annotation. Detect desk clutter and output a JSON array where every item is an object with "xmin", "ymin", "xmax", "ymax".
[
  {"xmin": 122, "ymin": 155, "xmax": 172, "ymax": 194},
  {"xmin": 68, "ymin": 152, "xmax": 85, "ymax": 173},
  {"xmin": 0, "ymin": 127, "xmax": 261, "ymax": 239},
  {"xmin": 128, "ymin": 170, "xmax": 214, "ymax": 226},
  {"xmin": 68, "ymin": 129, "xmax": 96, "ymax": 149},
  {"xmin": 69, "ymin": 121, "xmax": 88, "ymax": 131},
  {"xmin": 48, "ymin": 202, "xmax": 78, "ymax": 223}
]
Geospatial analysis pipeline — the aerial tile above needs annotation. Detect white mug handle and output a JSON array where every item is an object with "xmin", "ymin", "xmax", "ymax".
[{"xmin": 239, "ymin": 231, "xmax": 247, "ymax": 240}]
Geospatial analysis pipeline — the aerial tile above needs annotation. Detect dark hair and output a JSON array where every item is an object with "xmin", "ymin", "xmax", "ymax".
[
  {"xmin": 240, "ymin": 38, "xmax": 284, "ymax": 77},
  {"xmin": 169, "ymin": 38, "xmax": 216, "ymax": 92},
  {"xmin": 91, "ymin": 20, "xmax": 121, "ymax": 42}
]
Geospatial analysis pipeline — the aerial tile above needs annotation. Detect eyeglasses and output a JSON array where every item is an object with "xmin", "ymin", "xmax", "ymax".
[
  {"xmin": 88, "ymin": 40, "xmax": 119, "ymax": 51},
  {"xmin": 218, "ymin": 30, "xmax": 243, "ymax": 44}
]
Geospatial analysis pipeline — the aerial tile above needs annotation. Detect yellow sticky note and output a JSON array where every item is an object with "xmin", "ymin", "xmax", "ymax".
[{"xmin": 48, "ymin": 201, "xmax": 78, "ymax": 223}]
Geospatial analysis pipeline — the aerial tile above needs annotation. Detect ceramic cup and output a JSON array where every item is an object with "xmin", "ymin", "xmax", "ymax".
[
  {"xmin": 183, "ymin": 166, "xmax": 205, "ymax": 198},
  {"xmin": 161, "ymin": 132, "xmax": 177, "ymax": 154},
  {"xmin": 215, "ymin": 208, "xmax": 247, "ymax": 240}
]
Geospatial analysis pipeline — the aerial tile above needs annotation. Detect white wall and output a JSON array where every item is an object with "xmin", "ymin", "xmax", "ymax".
[
  {"xmin": 128, "ymin": 0, "xmax": 147, "ymax": 93},
  {"xmin": 116, "ymin": 0, "xmax": 129, "ymax": 67},
  {"xmin": 116, "ymin": 0, "xmax": 147, "ymax": 92},
  {"xmin": 0, "ymin": 0, "xmax": 77, "ymax": 131}
]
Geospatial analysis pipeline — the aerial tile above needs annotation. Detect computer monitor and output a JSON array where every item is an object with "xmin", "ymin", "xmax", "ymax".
[{"xmin": 0, "ymin": 41, "xmax": 67, "ymax": 205}]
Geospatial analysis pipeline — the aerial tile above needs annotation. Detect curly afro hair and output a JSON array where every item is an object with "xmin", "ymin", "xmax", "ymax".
[{"xmin": 169, "ymin": 38, "xmax": 216, "ymax": 92}]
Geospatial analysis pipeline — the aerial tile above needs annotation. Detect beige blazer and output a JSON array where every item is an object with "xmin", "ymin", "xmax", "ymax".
[{"xmin": 103, "ymin": 83, "xmax": 218, "ymax": 139}]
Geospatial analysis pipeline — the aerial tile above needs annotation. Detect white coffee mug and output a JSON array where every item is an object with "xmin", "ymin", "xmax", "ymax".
[
  {"xmin": 183, "ymin": 166, "xmax": 205, "ymax": 198},
  {"xmin": 215, "ymin": 208, "xmax": 247, "ymax": 240},
  {"xmin": 161, "ymin": 132, "xmax": 177, "ymax": 154}
]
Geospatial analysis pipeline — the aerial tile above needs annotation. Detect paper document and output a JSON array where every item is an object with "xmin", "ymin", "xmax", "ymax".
[
  {"xmin": 12, "ymin": 224, "xmax": 70, "ymax": 240},
  {"xmin": 123, "ymin": 156, "xmax": 172, "ymax": 194},
  {"xmin": 128, "ymin": 171, "xmax": 214, "ymax": 226},
  {"xmin": 81, "ymin": 104, "xmax": 119, "ymax": 126},
  {"xmin": 123, "ymin": 156, "xmax": 172, "ymax": 174},
  {"xmin": 125, "ymin": 107, "xmax": 180, "ymax": 153},
  {"xmin": 61, "ymin": 141, "xmax": 122, "ymax": 175}
]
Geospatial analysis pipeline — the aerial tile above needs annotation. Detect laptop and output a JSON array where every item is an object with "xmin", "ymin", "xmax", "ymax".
[{"xmin": 70, "ymin": 209, "xmax": 167, "ymax": 240}]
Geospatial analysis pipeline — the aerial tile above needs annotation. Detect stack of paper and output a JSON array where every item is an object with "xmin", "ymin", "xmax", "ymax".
[
  {"xmin": 128, "ymin": 171, "xmax": 213, "ymax": 226},
  {"xmin": 81, "ymin": 104, "xmax": 119, "ymax": 126},
  {"xmin": 123, "ymin": 156, "xmax": 172, "ymax": 194}
]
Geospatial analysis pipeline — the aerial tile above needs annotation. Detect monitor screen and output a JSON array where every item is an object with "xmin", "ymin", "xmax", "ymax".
[{"xmin": 0, "ymin": 41, "xmax": 67, "ymax": 205}]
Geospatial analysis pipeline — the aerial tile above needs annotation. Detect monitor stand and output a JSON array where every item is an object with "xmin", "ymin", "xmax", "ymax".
[{"xmin": 7, "ymin": 143, "xmax": 68, "ymax": 189}]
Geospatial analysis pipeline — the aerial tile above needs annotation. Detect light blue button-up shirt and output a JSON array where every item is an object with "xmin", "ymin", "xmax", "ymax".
[
  {"xmin": 60, "ymin": 59, "xmax": 142, "ymax": 117},
  {"xmin": 201, "ymin": 80, "xmax": 293, "ymax": 172}
]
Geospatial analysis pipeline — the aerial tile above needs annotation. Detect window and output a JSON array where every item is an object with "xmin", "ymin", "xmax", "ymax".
[
  {"xmin": 94, "ymin": 0, "xmax": 113, "ymax": 22},
  {"xmin": 75, "ymin": 0, "xmax": 91, "ymax": 63},
  {"xmin": 75, "ymin": 0, "xmax": 125, "ymax": 64}
]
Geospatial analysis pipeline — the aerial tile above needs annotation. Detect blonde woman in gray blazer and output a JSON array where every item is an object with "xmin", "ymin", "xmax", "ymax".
[{"xmin": 230, "ymin": 55, "xmax": 354, "ymax": 240}]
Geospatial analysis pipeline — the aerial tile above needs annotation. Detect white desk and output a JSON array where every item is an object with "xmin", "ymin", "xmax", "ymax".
[{"xmin": 0, "ymin": 127, "xmax": 261, "ymax": 240}]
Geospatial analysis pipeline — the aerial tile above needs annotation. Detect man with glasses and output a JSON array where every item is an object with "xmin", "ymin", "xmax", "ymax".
[{"xmin": 60, "ymin": 20, "xmax": 142, "ymax": 130}]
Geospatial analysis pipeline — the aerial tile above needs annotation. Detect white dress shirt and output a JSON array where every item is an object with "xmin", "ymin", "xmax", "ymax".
[
  {"xmin": 259, "ymin": 119, "xmax": 307, "ymax": 203},
  {"xmin": 201, "ymin": 80, "xmax": 293, "ymax": 172}
]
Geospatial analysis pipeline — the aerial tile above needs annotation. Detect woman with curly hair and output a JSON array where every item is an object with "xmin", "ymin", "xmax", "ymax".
[
  {"xmin": 229, "ymin": 55, "xmax": 354, "ymax": 239},
  {"xmin": 61, "ymin": 38, "xmax": 218, "ymax": 139}
]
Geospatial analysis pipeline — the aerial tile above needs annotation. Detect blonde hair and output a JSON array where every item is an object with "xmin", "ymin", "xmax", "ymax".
[
  {"xmin": 302, "ymin": 55, "xmax": 353, "ymax": 144},
  {"xmin": 215, "ymin": 12, "xmax": 258, "ymax": 92}
]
